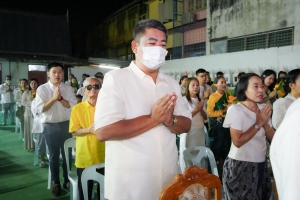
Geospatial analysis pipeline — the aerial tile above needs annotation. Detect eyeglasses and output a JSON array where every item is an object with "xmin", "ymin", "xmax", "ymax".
[{"xmin": 85, "ymin": 84, "xmax": 101, "ymax": 91}]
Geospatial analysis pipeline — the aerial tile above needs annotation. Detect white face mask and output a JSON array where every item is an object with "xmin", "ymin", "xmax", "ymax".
[
  {"xmin": 5, "ymin": 80, "xmax": 11, "ymax": 84},
  {"xmin": 137, "ymin": 46, "xmax": 168, "ymax": 70}
]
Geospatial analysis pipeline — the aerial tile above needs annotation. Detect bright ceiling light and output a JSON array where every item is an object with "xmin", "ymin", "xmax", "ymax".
[{"xmin": 98, "ymin": 65, "xmax": 120, "ymax": 69}]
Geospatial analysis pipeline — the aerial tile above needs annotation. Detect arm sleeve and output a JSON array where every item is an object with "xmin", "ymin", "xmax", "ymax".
[
  {"xmin": 272, "ymin": 99, "xmax": 284, "ymax": 129},
  {"xmin": 0, "ymin": 84, "xmax": 6, "ymax": 93},
  {"xmin": 223, "ymin": 105, "xmax": 243, "ymax": 130},
  {"xmin": 64, "ymin": 86, "xmax": 77, "ymax": 110},
  {"xmin": 69, "ymin": 105, "xmax": 81, "ymax": 133},
  {"xmin": 207, "ymin": 94, "xmax": 224, "ymax": 117},
  {"xmin": 35, "ymin": 87, "xmax": 48, "ymax": 113},
  {"xmin": 173, "ymin": 84, "xmax": 192, "ymax": 119},
  {"xmin": 94, "ymin": 73, "xmax": 126, "ymax": 130},
  {"xmin": 14, "ymin": 90, "xmax": 22, "ymax": 103},
  {"xmin": 21, "ymin": 92, "xmax": 32, "ymax": 107}
]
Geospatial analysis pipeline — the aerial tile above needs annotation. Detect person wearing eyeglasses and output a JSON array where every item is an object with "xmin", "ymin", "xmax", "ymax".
[
  {"xmin": 69, "ymin": 77, "xmax": 105, "ymax": 200},
  {"xmin": 32, "ymin": 62, "xmax": 77, "ymax": 197}
]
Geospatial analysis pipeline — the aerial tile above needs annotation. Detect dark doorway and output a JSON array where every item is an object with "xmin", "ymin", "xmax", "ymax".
[{"xmin": 28, "ymin": 71, "xmax": 47, "ymax": 85}]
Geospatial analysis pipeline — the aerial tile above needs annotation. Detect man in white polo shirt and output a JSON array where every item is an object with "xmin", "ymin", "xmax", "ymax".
[
  {"xmin": 94, "ymin": 19, "xmax": 192, "ymax": 200},
  {"xmin": 33, "ymin": 62, "xmax": 77, "ymax": 197}
]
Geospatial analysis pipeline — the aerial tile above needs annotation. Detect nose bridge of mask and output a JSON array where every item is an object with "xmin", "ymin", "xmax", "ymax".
[{"xmin": 142, "ymin": 46, "xmax": 168, "ymax": 60}]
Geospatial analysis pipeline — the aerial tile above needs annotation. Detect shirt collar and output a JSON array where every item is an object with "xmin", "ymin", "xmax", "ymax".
[
  {"xmin": 47, "ymin": 80, "xmax": 62, "ymax": 90},
  {"xmin": 287, "ymin": 93, "xmax": 297, "ymax": 101},
  {"xmin": 129, "ymin": 61, "xmax": 166, "ymax": 83},
  {"xmin": 82, "ymin": 99, "xmax": 93, "ymax": 108}
]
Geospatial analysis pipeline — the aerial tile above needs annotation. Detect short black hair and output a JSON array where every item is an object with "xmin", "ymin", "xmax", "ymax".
[
  {"xmin": 195, "ymin": 68, "xmax": 206, "ymax": 76},
  {"xmin": 283, "ymin": 69, "xmax": 300, "ymax": 94},
  {"xmin": 47, "ymin": 62, "xmax": 64, "ymax": 71},
  {"xmin": 5, "ymin": 75, "xmax": 11, "ymax": 79},
  {"xmin": 94, "ymin": 72, "xmax": 104, "ymax": 78},
  {"xmin": 133, "ymin": 19, "xmax": 168, "ymax": 43},
  {"xmin": 213, "ymin": 76, "xmax": 225, "ymax": 84},
  {"xmin": 179, "ymin": 75, "xmax": 188, "ymax": 85},
  {"xmin": 261, "ymin": 69, "xmax": 276, "ymax": 91},
  {"xmin": 76, "ymin": 94, "xmax": 83, "ymax": 99},
  {"xmin": 216, "ymin": 71, "xmax": 224, "ymax": 76},
  {"xmin": 236, "ymin": 73, "xmax": 261, "ymax": 101},
  {"xmin": 278, "ymin": 71, "xmax": 287, "ymax": 78},
  {"xmin": 237, "ymin": 72, "xmax": 245, "ymax": 79}
]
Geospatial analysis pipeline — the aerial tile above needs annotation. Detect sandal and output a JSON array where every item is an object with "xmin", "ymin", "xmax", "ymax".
[{"xmin": 39, "ymin": 161, "xmax": 48, "ymax": 168}]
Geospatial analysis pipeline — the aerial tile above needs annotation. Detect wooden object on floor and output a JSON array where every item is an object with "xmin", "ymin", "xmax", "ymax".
[{"xmin": 159, "ymin": 166, "xmax": 221, "ymax": 200}]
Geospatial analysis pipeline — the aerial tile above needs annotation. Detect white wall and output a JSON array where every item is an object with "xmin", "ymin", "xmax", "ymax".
[
  {"xmin": 0, "ymin": 61, "xmax": 34, "ymax": 84},
  {"xmin": 207, "ymin": 0, "xmax": 300, "ymax": 43},
  {"xmin": 70, "ymin": 67, "xmax": 114, "ymax": 81},
  {"xmin": 161, "ymin": 44, "xmax": 300, "ymax": 85}
]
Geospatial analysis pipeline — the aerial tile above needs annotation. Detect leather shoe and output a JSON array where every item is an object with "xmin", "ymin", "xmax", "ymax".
[
  {"xmin": 63, "ymin": 182, "xmax": 70, "ymax": 191},
  {"xmin": 52, "ymin": 184, "xmax": 61, "ymax": 197}
]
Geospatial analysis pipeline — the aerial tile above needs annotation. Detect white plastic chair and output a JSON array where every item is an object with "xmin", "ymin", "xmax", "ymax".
[
  {"xmin": 81, "ymin": 163, "xmax": 105, "ymax": 200},
  {"xmin": 183, "ymin": 146, "xmax": 219, "ymax": 177},
  {"xmin": 33, "ymin": 133, "xmax": 39, "ymax": 166},
  {"xmin": 64, "ymin": 138, "xmax": 79, "ymax": 200}
]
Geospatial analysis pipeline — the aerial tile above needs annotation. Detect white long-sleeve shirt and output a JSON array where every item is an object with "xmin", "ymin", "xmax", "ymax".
[
  {"xmin": 33, "ymin": 81, "xmax": 77, "ymax": 123},
  {"xmin": 0, "ymin": 83, "xmax": 15, "ymax": 103}
]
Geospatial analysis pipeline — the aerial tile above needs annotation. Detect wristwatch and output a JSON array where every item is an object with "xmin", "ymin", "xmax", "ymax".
[
  {"xmin": 254, "ymin": 124, "xmax": 260, "ymax": 130},
  {"xmin": 163, "ymin": 116, "xmax": 178, "ymax": 128}
]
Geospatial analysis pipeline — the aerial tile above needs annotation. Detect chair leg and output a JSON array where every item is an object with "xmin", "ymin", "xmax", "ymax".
[
  {"xmin": 33, "ymin": 136, "xmax": 39, "ymax": 166},
  {"xmin": 47, "ymin": 161, "xmax": 51, "ymax": 189}
]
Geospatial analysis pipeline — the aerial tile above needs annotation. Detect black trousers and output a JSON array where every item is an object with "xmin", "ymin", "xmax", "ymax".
[
  {"xmin": 77, "ymin": 167, "xmax": 105, "ymax": 200},
  {"xmin": 43, "ymin": 121, "xmax": 72, "ymax": 184}
]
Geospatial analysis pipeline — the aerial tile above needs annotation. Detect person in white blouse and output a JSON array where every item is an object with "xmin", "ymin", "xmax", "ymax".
[
  {"xmin": 94, "ymin": 19, "xmax": 192, "ymax": 200},
  {"xmin": 272, "ymin": 69, "xmax": 300, "ymax": 129},
  {"xmin": 0, "ymin": 75, "xmax": 16, "ymax": 125},
  {"xmin": 14, "ymin": 79, "xmax": 28, "ymax": 135},
  {"xmin": 222, "ymin": 73, "xmax": 275, "ymax": 199},
  {"xmin": 33, "ymin": 62, "xmax": 77, "ymax": 197},
  {"xmin": 270, "ymin": 97, "xmax": 300, "ymax": 200},
  {"xmin": 21, "ymin": 79, "xmax": 38, "ymax": 151},
  {"xmin": 179, "ymin": 75, "xmax": 188, "ymax": 95},
  {"xmin": 179, "ymin": 77, "xmax": 207, "ymax": 173}
]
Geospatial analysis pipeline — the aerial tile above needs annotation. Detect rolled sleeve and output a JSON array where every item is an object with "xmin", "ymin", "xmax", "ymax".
[
  {"xmin": 64, "ymin": 87, "xmax": 77, "ymax": 110},
  {"xmin": 223, "ymin": 105, "xmax": 242, "ymax": 130},
  {"xmin": 94, "ymin": 73, "xmax": 126, "ymax": 130},
  {"xmin": 69, "ymin": 105, "xmax": 81, "ymax": 133},
  {"xmin": 35, "ymin": 88, "xmax": 47, "ymax": 113},
  {"xmin": 173, "ymin": 87, "xmax": 192, "ymax": 120}
]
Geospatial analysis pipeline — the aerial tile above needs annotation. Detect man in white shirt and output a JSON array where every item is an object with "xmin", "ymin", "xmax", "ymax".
[
  {"xmin": 33, "ymin": 62, "xmax": 77, "ymax": 197},
  {"xmin": 196, "ymin": 68, "xmax": 212, "ymax": 132},
  {"xmin": 270, "ymin": 98, "xmax": 300, "ymax": 200},
  {"xmin": 0, "ymin": 75, "xmax": 16, "ymax": 125},
  {"xmin": 94, "ymin": 19, "xmax": 192, "ymax": 200}
]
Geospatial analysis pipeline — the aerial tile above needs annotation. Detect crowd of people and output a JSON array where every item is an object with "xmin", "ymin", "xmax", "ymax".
[{"xmin": 0, "ymin": 19, "xmax": 299, "ymax": 200}]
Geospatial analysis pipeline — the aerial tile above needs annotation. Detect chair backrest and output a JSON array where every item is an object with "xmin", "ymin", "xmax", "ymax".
[
  {"xmin": 81, "ymin": 163, "xmax": 105, "ymax": 200},
  {"xmin": 159, "ymin": 166, "xmax": 221, "ymax": 200},
  {"xmin": 183, "ymin": 146, "xmax": 219, "ymax": 177},
  {"xmin": 64, "ymin": 138, "xmax": 76, "ymax": 173}
]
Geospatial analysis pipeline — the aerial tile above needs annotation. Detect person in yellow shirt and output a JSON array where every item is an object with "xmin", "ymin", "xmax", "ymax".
[
  {"xmin": 69, "ymin": 77, "xmax": 105, "ymax": 200},
  {"xmin": 207, "ymin": 76, "xmax": 231, "ymax": 181}
]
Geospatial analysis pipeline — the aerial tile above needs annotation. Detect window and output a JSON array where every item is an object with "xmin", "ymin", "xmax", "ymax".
[
  {"xmin": 227, "ymin": 28, "xmax": 293, "ymax": 53},
  {"xmin": 189, "ymin": 0, "xmax": 207, "ymax": 12},
  {"xmin": 269, "ymin": 29, "xmax": 293, "ymax": 48},
  {"xmin": 210, "ymin": 40, "xmax": 227, "ymax": 55},
  {"xmin": 184, "ymin": 42, "xmax": 206, "ymax": 58},
  {"xmin": 28, "ymin": 65, "xmax": 46, "ymax": 71},
  {"xmin": 172, "ymin": 46, "xmax": 182, "ymax": 60}
]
